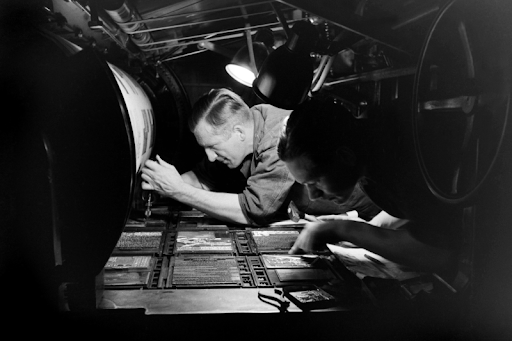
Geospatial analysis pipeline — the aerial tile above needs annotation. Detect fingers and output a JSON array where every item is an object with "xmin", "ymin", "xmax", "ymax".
[
  {"xmin": 141, "ymin": 181, "xmax": 154, "ymax": 190},
  {"xmin": 289, "ymin": 232, "xmax": 304, "ymax": 254},
  {"xmin": 143, "ymin": 159, "xmax": 159, "ymax": 171},
  {"xmin": 156, "ymin": 155, "xmax": 175, "ymax": 169},
  {"xmin": 289, "ymin": 222, "xmax": 330, "ymax": 254},
  {"xmin": 289, "ymin": 228, "xmax": 312, "ymax": 254},
  {"xmin": 141, "ymin": 166, "xmax": 151, "ymax": 178},
  {"xmin": 140, "ymin": 156, "xmax": 183, "ymax": 196},
  {"xmin": 140, "ymin": 174, "xmax": 154, "ymax": 190},
  {"xmin": 304, "ymin": 214, "xmax": 320, "ymax": 222},
  {"xmin": 316, "ymin": 215, "xmax": 340, "ymax": 221},
  {"xmin": 316, "ymin": 214, "xmax": 363, "ymax": 222},
  {"xmin": 156, "ymin": 154, "xmax": 167, "ymax": 166},
  {"xmin": 348, "ymin": 216, "xmax": 366, "ymax": 223},
  {"xmin": 144, "ymin": 155, "xmax": 169, "ymax": 170},
  {"xmin": 288, "ymin": 243, "xmax": 304, "ymax": 254}
]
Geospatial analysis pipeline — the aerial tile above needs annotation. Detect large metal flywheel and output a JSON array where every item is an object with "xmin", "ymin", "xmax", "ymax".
[{"xmin": 412, "ymin": 0, "xmax": 512, "ymax": 204}]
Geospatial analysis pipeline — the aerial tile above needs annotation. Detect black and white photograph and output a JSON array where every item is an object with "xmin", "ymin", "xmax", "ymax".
[{"xmin": 2, "ymin": 0, "xmax": 512, "ymax": 339}]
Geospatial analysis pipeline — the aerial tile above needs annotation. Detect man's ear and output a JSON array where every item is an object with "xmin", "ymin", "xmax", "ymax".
[{"xmin": 233, "ymin": 125, "xmax": 245, "ymax": 141}]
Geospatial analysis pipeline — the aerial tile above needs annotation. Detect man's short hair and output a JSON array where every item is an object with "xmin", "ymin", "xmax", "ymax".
[
  {"xmin": 189, "ymin": 88, "xmax": 252, "ymax": 136},
  {"xmin": 277, "ymin": 99, "xmax": 366, "ymax": 189}
]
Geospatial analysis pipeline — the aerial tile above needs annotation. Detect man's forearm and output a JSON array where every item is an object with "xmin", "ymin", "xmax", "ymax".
[
  {"xmin": 332, "ymin": 220, "xmax": 454, "ymax": 273},
  {"xmin": 181, "ymin": 170, "xmax": 210, "ymax": 190},
  {"xmin": 171, "ymin": 183, "xmax": 249, "ymax": 225}
]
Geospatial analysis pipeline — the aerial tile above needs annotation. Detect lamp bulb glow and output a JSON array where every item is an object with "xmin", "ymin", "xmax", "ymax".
[{"xmin": 225, "ymin": 64, "xmax": 255, "ymax": 87}]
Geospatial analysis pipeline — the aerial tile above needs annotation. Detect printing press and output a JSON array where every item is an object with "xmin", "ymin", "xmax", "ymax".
[{"xmin": 2, "ymin": 0, "xmax": 512, "ymax": 339}]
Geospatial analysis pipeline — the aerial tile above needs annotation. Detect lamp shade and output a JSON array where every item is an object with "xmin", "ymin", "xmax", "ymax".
[
  {"xmin": 252, "ymin": 21, "xmax": 318, "ymax": 109},
  {"xmin": 225, "ymin": 41, "xmax": 271, "ymax": 87},
  {"xmin": 252, "ymin": 44, "xmax": 314, "ymax": 109}
]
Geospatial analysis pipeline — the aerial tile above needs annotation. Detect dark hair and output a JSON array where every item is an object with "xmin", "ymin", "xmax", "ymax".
[
  {"xmin": 277, "ymin": 99, "xmax": 367, "ymax": 189},
  {"xmin": 188, "ymin": 88, "xmax": 251, "ymax": 135}
]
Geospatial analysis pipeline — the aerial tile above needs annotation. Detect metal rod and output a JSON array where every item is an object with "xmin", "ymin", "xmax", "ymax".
[
  {"xmin": 239, "ymin": 1, "xmax": 258, "ymax": 74},
  {"xmin": 118, "ymin": 0, "xmax": 276, "ymax": 25},
  {"xmin": 197, "ymin": 41, "xmax": 234, "ymax": 58},
  {"xmin": 433, "ymin": 273, "xmax": 457, "ymax": 294},
  {"xmin": 139, "ymin": 19, "xmax": 301, "ymax": 49},
  {"xmin": 323, "ymin": 66, "xmax": 416, "ymax": 86},
  {"xmin": 311, "ymin": 30, "xmax": 345, "ymax": 91},
  {"xmin": 159, "ymin": 49, "xmax": 208, "ymax": 62},
  {"xmin": 155, "ymin": 26, "xmax": 285, "ymax": 59},
  {"xmin": 271, "ymin": 2, "xmax": 292, "ymax": 38},
  {"xmin": 391, "ymin": 5, "xmax": 439, "ymax": 30},
  {"xmin": 245, "ymin": 28, "xmax": 258, "ymax": 74},
  {"xmin": 120, "ymin": 10, "xmax": 275, "ymax": 34}
]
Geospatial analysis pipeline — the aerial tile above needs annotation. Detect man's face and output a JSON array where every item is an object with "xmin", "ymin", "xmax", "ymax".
[
  {"xmin": 285, "ymin": 155, "xmax": 355, "ymax": 204},
  {"xmin": 193, "ymin": 119, "xmax": 247, "ymax": 169}
]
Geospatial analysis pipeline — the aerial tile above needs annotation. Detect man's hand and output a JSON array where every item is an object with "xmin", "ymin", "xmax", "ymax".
[
  {"xmin": 316, "ymin": 214, "xmax": 366, "ymax": 223},
  {"xmin": 141, "ymin": 155, "xmax": 184, "ymax": 198},
  {"xmin": 289, "ymin": 221, "xmax": 339, "ymax": 254},
  {"xmin": 141, "ymin": 155, "xmax": 249, "ymax": 224}
]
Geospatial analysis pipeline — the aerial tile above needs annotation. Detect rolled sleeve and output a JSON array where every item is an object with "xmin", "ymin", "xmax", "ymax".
[{"xmin": 238, "ymin": 145, "xmax": 295, "ymax": 226}]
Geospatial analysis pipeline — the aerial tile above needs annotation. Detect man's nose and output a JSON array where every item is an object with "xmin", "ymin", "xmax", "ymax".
[
  {"xmin": 306, "ymin": 185, "xmax": 323, "ymax": 201},
  {"xmin": 205, "ymin": 148, "xmax": 217, "ymax": 162}
]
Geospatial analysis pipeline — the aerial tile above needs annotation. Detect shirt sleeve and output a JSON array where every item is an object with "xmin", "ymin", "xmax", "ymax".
[{"xmin": 237, "ymin": 143, "xmax": 295, "ymax": 226}]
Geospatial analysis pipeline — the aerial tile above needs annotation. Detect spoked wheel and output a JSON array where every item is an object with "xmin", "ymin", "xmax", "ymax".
[{"xmin": 412, "ymin": 0, "xmax": 512, "ymax": 204}]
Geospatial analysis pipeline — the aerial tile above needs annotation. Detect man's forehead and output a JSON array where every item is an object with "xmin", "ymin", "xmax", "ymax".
[
  {"xmin": 286, "ymin": 156, "xmax": 316, "ymax": 183},
  {"xmin": 194, "ymin": 120, "xmax": 224, "ymax": 145}
]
